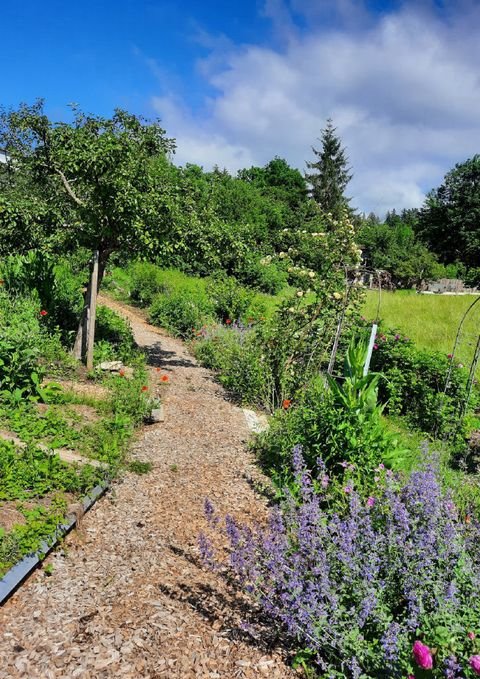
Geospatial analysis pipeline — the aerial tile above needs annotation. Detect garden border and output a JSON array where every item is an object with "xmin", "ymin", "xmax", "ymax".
[{"xmin": 0, "ymin": 481, "xmax": 109, "ymax": 606}]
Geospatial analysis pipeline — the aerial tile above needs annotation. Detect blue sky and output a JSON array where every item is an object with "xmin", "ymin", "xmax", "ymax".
[{"xmin": 1, "ymin": 0, "xmax": 480, "ymax": 214}]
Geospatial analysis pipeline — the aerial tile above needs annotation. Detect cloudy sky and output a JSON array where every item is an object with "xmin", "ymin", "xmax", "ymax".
[{"xmin": 2, "ymin": 0, "xmax": 479, "ymax": 214}]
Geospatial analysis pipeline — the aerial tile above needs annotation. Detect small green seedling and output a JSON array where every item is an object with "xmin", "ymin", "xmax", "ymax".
[
  {"xmin": 128, "ymin": 460, "xmax": 153, "ymax": 475},
  {"xmin": 43, "ymin": 563, "xmax": 54, "ymax": 576}
]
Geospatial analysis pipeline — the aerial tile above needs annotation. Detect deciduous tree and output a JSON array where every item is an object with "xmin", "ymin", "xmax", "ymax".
[{"xmin": 0, "ymin": 100, "xmax": 175, "ymax": 362}]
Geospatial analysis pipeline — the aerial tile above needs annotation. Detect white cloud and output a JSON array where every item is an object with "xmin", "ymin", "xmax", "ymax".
[{"xmin": 151, "ymin": 2, "xmax": 480, "ymax": 215}]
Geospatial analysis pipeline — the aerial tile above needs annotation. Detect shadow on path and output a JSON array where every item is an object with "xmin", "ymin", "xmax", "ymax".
[{"xmin": 144, "ymin": 341, "xmax": 198, "ymax": 369}]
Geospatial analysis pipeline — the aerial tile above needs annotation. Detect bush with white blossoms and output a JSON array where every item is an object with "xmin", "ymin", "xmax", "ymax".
[{"xmin": 257, "ymin": 208, "xmax": 364, "ymax": 408}]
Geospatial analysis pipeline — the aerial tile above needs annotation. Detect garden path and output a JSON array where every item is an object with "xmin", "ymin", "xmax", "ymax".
[{"xmin": 0, "ymin": 296, "xmax": 295, "ymax": 679}]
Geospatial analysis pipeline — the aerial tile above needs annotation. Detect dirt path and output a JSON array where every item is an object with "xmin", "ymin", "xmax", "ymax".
[{"xmin": 0, "ymin": 297, "xmax": 295, "ymax": 679}]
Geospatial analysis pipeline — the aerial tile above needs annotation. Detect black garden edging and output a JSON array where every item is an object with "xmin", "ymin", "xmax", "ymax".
[{"xmin": 0, "ymin": 481, "xmax": 109, "ymax": 606}]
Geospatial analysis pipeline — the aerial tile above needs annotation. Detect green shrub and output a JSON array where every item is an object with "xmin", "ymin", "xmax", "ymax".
[
  {"xmin": 206, "ymin": 275, "xmax": 253, "ymax": 322},
  {"xmin": 193, "ymin": 325, "xmax": 273, "ymax": 406},
  {"xmin": 149, "ymin": 291, "xmax": 213, "ymax": 338},
  {"xmin": 0, "ymin": 252, "xmax": 83, "ymax": 340},
  {"xmin": 0, "ymin": 292, "xmax": 45, "ymax": 397},
  {"xmin": 95, "ymin": 305, "xmax": 136, "ymax": 362},
  {"xmin": 233, "ymin": 253, "xmax": 288, "ymax": 294},
  {"xmin": 254, "ymin": 369, "xmax": 408, "ymax": 489},
  {"xmin": 369, "ymin": 327, "xmax": 474, "ymax": 437},
  {"xmin": 128, "ymin": 261, "xmax": 165, "ymax": 307}
]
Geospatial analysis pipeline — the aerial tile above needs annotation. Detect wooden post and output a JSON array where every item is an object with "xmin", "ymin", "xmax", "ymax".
[{"xmin": 86, "ymin": 250, "xmax": 99, "ymax": 371}]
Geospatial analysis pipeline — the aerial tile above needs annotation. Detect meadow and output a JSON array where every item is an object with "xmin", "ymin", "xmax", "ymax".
[{"xmin": 363, "ymin": 289, "xmax": 480, "ymax": 372}]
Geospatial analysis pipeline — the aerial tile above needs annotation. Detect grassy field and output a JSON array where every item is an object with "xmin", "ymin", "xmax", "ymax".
[{"xmin": 363, "ymin": 290, "xmax": 480, "ymax": 370}]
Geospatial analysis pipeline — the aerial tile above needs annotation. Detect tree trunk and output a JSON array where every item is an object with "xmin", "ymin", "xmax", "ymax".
[{"xmin": 73, "ymin": 249, "xmax": 108, "ymax": 364}]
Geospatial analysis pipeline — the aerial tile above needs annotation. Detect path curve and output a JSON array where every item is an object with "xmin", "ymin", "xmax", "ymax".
[{"xmin": 0, "ymin": 297, "xmax": 295, "ymax": 678}]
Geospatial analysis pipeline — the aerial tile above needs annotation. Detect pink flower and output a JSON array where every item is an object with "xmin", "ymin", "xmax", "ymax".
[
  {"xmin": 470, "ymin": 655, "xmax": 480, "ymax": 675},
  {"xmin": 344, "ymin": 485, "xmax": 353, "ymax": 494},
  {"xmin": 447, "ymin": 353, "xmax": 453, "ymax": 359},
  {"xmin": 468, "ymin": 631, "xmax": 476, "ymax": 640},
  {"xmin": 378, "ymin": 463, "xmax": 385, "ymax": 470},
  {"xmin": 373, "ymin": 343, "xmax": 378, "ymax": 350},
  {"xmin": 395, "ymin": 334, "xmax": 400, "ymax": 340},
  {"xmin": 366, "ymin": 496, "xmax": 375, "ymax": 508},
  {"xmin": 413, "ymin": 640, "xmax": 433, "ymax": 670}
]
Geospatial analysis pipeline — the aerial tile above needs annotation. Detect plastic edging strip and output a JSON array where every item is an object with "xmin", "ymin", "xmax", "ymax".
[{"xmin": 0, "ymin": 482, "xmax": 109, "ymax": 606}]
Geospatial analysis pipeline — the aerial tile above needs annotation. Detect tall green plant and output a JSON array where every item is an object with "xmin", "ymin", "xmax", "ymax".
[{"xmin": 326, "ymin": 338, "xmax": 382, "ymax": 414}]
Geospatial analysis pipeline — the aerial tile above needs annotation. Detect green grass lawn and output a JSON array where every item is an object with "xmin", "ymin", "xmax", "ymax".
[{"xmin": 363, "ymin": 290, "xmax": 480, "ymax": 371}]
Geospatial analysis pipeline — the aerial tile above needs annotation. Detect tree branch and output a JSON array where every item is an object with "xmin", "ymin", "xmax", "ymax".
[{"xmin": 53, "ymin": 166, "xmax": 85, "ymax": 206}]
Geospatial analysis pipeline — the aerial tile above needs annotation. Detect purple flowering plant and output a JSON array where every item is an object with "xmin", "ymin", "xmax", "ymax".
[{"xmin": 200, "ymin": 445, "xmax": 480, "ymax": 677}]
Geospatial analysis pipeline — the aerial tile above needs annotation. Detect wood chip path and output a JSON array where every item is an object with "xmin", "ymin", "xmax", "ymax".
[{"xmin": 0, "ymin": 296, "xmax": 296, "ymax": 678}]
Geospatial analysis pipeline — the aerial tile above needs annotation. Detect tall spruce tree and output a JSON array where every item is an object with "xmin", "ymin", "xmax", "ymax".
[{"xmin": 305, "ymin": 119, "xmax": 352, "ymax": 216}]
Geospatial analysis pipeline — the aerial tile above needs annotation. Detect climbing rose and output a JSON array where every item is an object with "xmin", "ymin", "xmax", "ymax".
[
  {"xmin": 282, "ymin": 399, "xmax": 291, "ymax": 409},
  {"xmin": 141, "ymin": 386, "xmax": 148, "ymax": 392},
  {"xmin": 468, "ymin": 632, "xmax": 476, "ymax": 640},
  {"xmin": 161, "ymin": 375, "xmax": 169, "ymax": 382},
  {"xmin": 119, "ymin": 369, "xmax": 125, "ymax": 377},
  {"xmin": 413, "ymin": 641, "xmax": 433, "ymax": 670},
  {"xmin": 447, "ymin": 353, "xmax": 453, "ymax": 359},
  {"xmin": 40, "ymin": 310, "xmax": 48, "ymax": 316},
  {"xmin": 470, "ymin": 656, "xmax": 480, "ymax": 675},
  {"xmin": 225, "ymin": 319, "xmax": 232, "ymax": 325}
]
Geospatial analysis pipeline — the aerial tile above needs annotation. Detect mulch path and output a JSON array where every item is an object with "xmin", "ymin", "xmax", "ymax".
[{"xmin": 0, "ymin": 296, "xmax": 297, "ymax": 678}]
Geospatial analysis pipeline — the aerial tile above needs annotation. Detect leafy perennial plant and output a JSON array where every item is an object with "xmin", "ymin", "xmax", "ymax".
[{"xmin": 201, "ymin": 446, "xmax": 480, "ymax": 678}]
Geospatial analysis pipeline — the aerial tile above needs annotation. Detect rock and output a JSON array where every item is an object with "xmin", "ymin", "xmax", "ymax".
[
  {"xmin": 145, "ymin": 407, "xmax": 165, "ymax": 424},
  {"xmin": 98, "ymin": 361, "xmax": 124, "ymax": 371},
  {"xmin": 243, "ymin": 408, "xmax": 269, "ymax": 433}
]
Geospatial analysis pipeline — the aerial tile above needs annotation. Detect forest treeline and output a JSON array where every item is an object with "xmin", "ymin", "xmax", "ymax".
[{"xmin": 0, "ymin": 102, "xmax": 479, "ymax": 291}]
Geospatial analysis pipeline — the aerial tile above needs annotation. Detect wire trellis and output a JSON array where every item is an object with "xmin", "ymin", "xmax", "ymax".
[{"xmin": 327, "ymin": 266, "xmax": 384, "ymax": 378}]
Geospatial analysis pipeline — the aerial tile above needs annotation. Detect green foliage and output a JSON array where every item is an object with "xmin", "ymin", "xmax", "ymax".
[
  {"xmin": 233, "ymin": 253, "xmax": 288, "ymax": 294},
  {"xmin": 305, "ymin": 118, "xmax": 352, "ymax": 216},
  {"xmin": 0, "ymin": 498, "xmax": 68, "ymax": 577},
  {"xmin": 369, "ymin": 327, "xmax": 474, "ymax": 438},
  {"xmin": 0, "ymin": 439, "xmax": 101, "ymax": 500},
  {"xmin": 95, "ymin": 305, "xmax": 136, "ymax": 362},
  {"xmin": 206, "ymin": 275, "xmax": 253, "ymax": 322},
  {"xmin": 0, "ymin": 252, "xmax": 84, "ymax": 341},
  {"xmin": 254, "ymin": 372, "xmax": 406, "ymax": 490},
  {"xmin": 359, "ymin": 219, "xmax": 441, "ymax": 288},
  {"xmin": 149, "ymin": 291, "xmax": 213, "ymax": 339},
  {"xmin": 326, "ymin": 338, "xmax": 382, "ymax": 414},
  {"xmin": 194, "ymin": 326, "xmax": 271, "ymax": 406},
  {"xmin": 417, "ymin": 155, "xmax": 480, "ymax": 267},
  {"xmin": 464, "ymin": 266, "xmax": 480, "ymax": 288},
  {"xmin": 362, "ymin": 290, "xmax": 480, "ymax": 380},
  {"xmin": 0, "ymin": 291, "xmax": 45, "ymax": 397},
  {"xmin": 128, "ymin": 460, "xmax": 153, "ymax": 475},
  {"xmin": 128, "ymin": 260, "xmax": 166, "ymax": 307},
  {"xmin": 0, "ymin": 101, "xmax": 176, "ymax": 257},
  {"xmin": 107, "ymin": 361, "xmax": 152, "ymax": 427}
]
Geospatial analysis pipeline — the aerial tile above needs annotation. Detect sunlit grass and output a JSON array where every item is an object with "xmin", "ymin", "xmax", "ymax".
[{"xmin": 363, "ymin": 290, "xmax": 480, "ymax": 374}]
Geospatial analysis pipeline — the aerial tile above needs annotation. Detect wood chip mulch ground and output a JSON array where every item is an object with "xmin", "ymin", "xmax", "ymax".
[{"xmin": 0, "ymin": 296, "xmax": 298, "ymax": 678}]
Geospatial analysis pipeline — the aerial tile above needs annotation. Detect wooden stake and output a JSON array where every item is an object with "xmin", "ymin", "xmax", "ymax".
[{"xmin": 86, "ymin": 250, "xmax": 99, "ymax": 371}]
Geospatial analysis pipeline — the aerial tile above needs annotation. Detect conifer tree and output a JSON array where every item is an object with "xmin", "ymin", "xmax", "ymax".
[{"xmin": 305, "ymin": 119, "xmax": 352, "ymax": 216}]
